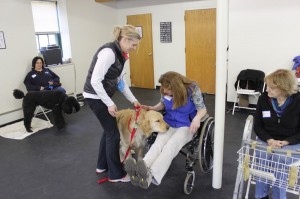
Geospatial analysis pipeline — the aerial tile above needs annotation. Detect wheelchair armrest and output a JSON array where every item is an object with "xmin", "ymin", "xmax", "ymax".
[{"xmin": 201, "ymin": 114, "xmax": 209, "ymax": 122}]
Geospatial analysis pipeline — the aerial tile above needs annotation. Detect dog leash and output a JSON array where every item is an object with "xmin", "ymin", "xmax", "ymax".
[
  {"xmin": 98, "ymin": 106, "xmax": 141, "ymax": 184},
  {"xmin": 121, "ymin": 106, "xmax": 141, "ymax": 163},
  {"xmin": 97, "ymin": 177, "xmax": 109, "ymax": 184}
]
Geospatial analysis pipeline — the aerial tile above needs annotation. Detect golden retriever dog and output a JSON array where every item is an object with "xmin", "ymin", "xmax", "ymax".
[{"xmin": 116, "ymin": 109, "xmax": 169, "ymax": 161}]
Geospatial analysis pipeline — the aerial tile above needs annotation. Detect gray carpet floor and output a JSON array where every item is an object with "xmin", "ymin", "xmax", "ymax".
[{"xmin": 0, "ymin": 88, "xmax": 297, "ymax": 199}]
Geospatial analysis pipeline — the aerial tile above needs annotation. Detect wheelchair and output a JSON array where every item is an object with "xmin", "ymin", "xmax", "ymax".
[{"xmin": 147, "ymin": 114, "xmax": 215, "ymax": 194}]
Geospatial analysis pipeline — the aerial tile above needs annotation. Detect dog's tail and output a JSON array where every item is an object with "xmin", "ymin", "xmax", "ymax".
[{"xmin": 13, "ymin": 89, "xmax": 25, "ymax": 99}]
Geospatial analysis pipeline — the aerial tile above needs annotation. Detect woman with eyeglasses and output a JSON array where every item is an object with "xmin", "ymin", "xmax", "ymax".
[{"xmin": 24, "ymin": 56, "xmax": 65, "ymax": 93}]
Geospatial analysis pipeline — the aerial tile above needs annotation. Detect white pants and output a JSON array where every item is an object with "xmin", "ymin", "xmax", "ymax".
[{"xmin": 143, "ymin": 127, "xmax": 193, "ymax": 184}]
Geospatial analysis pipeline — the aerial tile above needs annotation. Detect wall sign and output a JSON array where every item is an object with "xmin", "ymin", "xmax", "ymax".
[
  {"xmin": 160, "ymin": 22, "xmax": 172, "ymax": 43},
  {"xmin": 136, "ymin": 26, "xmax": 143, "ymax": 38},
  {"xmin": 0, "ymin": 31, "xmax": 6, "ymax": 49}
]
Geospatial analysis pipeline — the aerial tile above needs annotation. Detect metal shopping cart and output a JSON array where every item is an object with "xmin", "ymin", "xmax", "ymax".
[{"xmin": 233, "ymin": 115, "xmax": 300, "ymax": 199}]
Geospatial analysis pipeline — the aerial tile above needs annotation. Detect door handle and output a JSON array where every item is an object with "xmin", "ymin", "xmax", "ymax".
[{"xmin": 148, "ymin": 52, "xmax": 153, "ymax": 56}]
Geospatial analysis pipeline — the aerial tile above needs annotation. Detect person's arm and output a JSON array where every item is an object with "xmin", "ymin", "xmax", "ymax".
[
  {"xmin": 90, "ymin": 48, "xmax": 115, "ymax": 107},
  {"xmin": 47, "ymin": 68, "xmax": 60, "ymax": 83},
  {"xmin": 269, "ymin": 123, "xmax": 300, "ymax": 148},
  {"xmin": 281, "ymin": 97, "xmax": 300, "ymax": 145},
  {"xmin": 190, "ymin": 109, "xmax": 207, "ymax": 134},
  {"xmin": 120, "ymin": 70, "xmax": 139, "ymax": 105},
  {"xmin": 253, "ymin": 95, "xmax": 273, "ymax": 142},
  {"xmin": 283, "ymin": 134, "xmax": 300, "ymax": 146},
  {"xmin": 190, "ymin": 85, "xmax": 207, "ymax": 133},
  {"xmin": 151, "ymin": 101, "xmax": 165, "ymax": 111},
  {"xmin": 140, "ymin": 96, "xmax": 165, "ymax": 111},
  {"xmin": 23, "ymin": 71, "xmax": 41, "ymax": 91}
]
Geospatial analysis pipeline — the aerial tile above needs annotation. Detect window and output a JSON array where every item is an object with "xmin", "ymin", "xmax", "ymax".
[{"xmin": 31, "ymin": 1, "xmax": 62, "ymax": 51}]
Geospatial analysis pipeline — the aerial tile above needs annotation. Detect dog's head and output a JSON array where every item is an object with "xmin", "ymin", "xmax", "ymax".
[
  {"xmin": 62, "ymin": 96, "xmax": 80, "ymax": 114},
  {"xmin": 139, "ymin": 110, "xmax": 169, "ymax": 137}
]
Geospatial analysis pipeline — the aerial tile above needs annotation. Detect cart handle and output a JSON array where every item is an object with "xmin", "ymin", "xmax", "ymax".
[{"xmin": 244, "ymin": 139, "xmax": 300, "ymax": 156}]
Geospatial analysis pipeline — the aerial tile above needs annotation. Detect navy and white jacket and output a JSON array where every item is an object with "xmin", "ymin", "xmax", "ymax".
[
  {"xmin": 254, "ymin": 92, "xmax": 300, "ymax": 145},
  {"xmin": 24, "ymin": 68, "xmax": 60, "ymax": 91}
]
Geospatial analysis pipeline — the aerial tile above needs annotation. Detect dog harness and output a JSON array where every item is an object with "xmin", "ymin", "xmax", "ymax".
[
  {"xmin": 121, "ymin": 106, "xmax": 141, "ymax": 163},
  {"xmin": 98, "ymin": 106, "xmax": 141, "ymax": 184}
]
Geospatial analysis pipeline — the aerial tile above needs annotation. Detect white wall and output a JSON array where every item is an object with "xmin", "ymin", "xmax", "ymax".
[
  {"xmin": 0, "ymin": 0, "xmax": 116, "ymax": 125},
  {"xmin": 117, "ymin": 0, "xmax": 300, "ymax": 103},
  {"xmin": 116, "ymin": 0, "xmax": 217, "ymax": 87},
  {"xmin": 227, "ymin": 0, "xmax": 300, "ymax": 102},
  {"xmin": 65, "ymin": 0, "xmax": 118, "ymax": 93},
  {"xmin": 1, "ymin": 0, "xmax": 300, "ymax": 125},
  {"xmin": 0, "ymin": 0, "xmax": 37, "ymax": 124}
]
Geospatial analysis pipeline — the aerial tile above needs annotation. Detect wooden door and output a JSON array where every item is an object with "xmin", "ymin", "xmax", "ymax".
[
  {"xmin": 127, "ymin": 14, "xmax": 154, "ymax": 89},
  {"xmin": 185, "ymin": 9, "xmax": 216, "ymax": 94}
]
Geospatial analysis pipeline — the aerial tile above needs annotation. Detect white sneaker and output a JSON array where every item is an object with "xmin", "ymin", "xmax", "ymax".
[
  {"xmin": 109, "ymin": 174, "xmax": 131, "ymax": 183},
  {"xmin": 96, "ymin": 168, "xmax": 106, "ymax": 174},
  {"xmin": 151, "ymin": 178, "xmax": 160, "ymax": 186}
]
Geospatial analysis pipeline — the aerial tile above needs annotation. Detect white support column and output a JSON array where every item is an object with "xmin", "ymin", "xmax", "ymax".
[{"xmin": 213, "ymin": 0, "xmax": 229, "ymax": 189}]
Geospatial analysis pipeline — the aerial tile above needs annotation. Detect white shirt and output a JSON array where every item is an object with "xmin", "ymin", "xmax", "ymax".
[{"xmin": 83, "ymin": 48, "xmax": 137, "ymax": 107}]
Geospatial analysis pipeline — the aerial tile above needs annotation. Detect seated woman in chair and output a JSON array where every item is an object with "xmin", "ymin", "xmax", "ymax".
[
  {"xmin": 24, "ymin": 56, "xmax": 66, "ymax": 93},
  {"xmin": 125, "ymin": 71, "xmax": 207, "ymax": 189},
  {"xmin": 254, "ymin": 69, "xmax": 300, "ymax": 199}
]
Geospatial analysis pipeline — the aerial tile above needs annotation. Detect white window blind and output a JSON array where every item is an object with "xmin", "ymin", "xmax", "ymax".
[{"xmin": 31, "ymin": 1, "xmax": 59, "ymax": 33}]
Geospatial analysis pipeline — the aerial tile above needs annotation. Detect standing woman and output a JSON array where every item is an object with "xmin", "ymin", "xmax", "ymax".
[
  {"xmin": 24, "ymin": 56, "xmax": 66, "ymax": 93},
  {"xmin": 83, "ymin": 25, "xmax": 141, "ymax": 182},
  {"xmin": 254, "ymin": 69, "xmax": 300, "ymax": 199}
]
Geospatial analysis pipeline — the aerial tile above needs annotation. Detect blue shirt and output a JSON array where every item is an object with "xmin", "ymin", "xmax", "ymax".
[{"xmin": 163, "ymin": 94, "xmax": 197, "ymax": 128}]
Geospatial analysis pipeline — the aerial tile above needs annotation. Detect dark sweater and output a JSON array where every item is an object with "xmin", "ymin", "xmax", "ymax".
[
  {"xmin": 254, "ymin": 92, "xmax": 300, "ymax": 145},
  {"xmin": 24, "ymin": 68, "xmax": 60, "ymax": 91}
]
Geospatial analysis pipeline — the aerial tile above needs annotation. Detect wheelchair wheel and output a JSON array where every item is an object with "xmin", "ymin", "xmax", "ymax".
[
  {"xmin": 184, "ymin": 171, "xmax": 195, "ymax": 195},
  {"xmin": 242, "ymin": 115, "xmax": 253, "ymax": 141},
  {"xmin": 198, "ymin": 117, "xmax": 214, "ymax": 173}
]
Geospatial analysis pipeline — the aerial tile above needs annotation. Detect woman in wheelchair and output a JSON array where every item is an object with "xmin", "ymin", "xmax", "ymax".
[
  {"xmin": 254, "ymin": 69, "xmax": 300, "ymax": 199},
  {"xmin": 125, "ymin": 71, "xmax": 207, "ymax": 189}
]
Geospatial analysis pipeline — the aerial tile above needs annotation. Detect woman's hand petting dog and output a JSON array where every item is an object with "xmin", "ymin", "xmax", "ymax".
[{"xmin": 140, "ymin": 105, "xmax": 151, "ymax": 111}]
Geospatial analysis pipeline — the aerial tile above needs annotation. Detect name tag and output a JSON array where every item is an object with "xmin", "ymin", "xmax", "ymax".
[
  {"xmin": 117, "ymin": 79, "xmax": 125, "ymax": 92},
  {"xmin": 164, "ymin": 95, "xmax": 172, "ymax": 101},
  {"xmin": 31, "ymin": 74, "xmax": 36, "ymax": 78},
  {"xmin": 262, "ymin": 111, "xmax": 271, "ymax": 118}
]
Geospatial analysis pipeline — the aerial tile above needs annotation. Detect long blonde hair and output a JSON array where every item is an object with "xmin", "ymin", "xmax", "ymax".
[
  {"xmin": 159, "ymin": 71, "xmax": 195, "ymax": 109},
  {"xmin": 265, "ymin": 69, "xmax": 298, "ymax": 96},
  {"xmin": 113, "ymin": 25, "xmax": 141, "ymax": 41}
]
